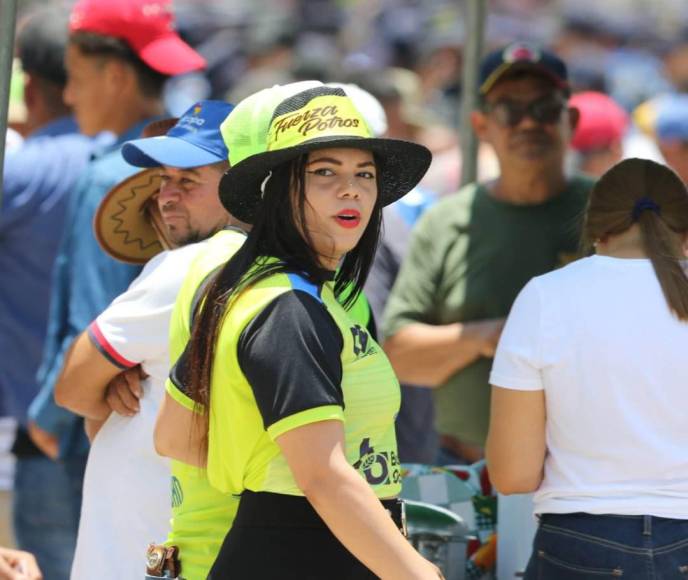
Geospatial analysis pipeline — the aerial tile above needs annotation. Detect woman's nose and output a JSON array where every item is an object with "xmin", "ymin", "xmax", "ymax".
[{"xmin": 338, "ymin": 176, "xmax": 360, "ymax": 198}]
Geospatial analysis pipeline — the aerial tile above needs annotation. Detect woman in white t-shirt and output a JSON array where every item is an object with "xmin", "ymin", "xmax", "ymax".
[{"xmin": 486, "ymin": 158, "xmax": 688, "ymax": 579}]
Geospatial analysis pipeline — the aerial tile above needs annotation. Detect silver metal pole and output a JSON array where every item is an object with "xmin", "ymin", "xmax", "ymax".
[
  {"xmin": 459, "ymin": 0, "xmax": 487, "ymax": 186},
  {"xmin": 0, "ymin": 0, "xmax": 19, "ymax": 208}
]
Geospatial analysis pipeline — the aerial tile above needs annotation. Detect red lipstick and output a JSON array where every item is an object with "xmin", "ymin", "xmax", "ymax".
[{"xmin": 334, "ymin": 209, "xmax": 361, "ymax": 229}]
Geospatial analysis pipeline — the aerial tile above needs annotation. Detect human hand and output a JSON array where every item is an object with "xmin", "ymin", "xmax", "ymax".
[
  {"xmin": 26, "ymin": 422, "xmax": 58, "ymax": 460},
  {"xmin": 105, "ymin": 366, "xmax": 146, "ymax": 416},
  {"xmin": 466, "ymin": 318, "xmax": 506, "ymax": 358},
  {"xmin": 0, "ymin": 547, "xmax": 42, "ymax": 579}
]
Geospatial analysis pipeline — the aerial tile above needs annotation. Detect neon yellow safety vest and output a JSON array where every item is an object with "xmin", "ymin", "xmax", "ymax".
[
  {"xmin": 165, "ymin": 228, "xmax": 386, "ymax": 578},
  {"xmin": 165, "ymin": 229, "xmax": 245, "ymax": 580},
  {"xmin": 203, "ymin": 264, "xmax": 401, "ymax": 498}
]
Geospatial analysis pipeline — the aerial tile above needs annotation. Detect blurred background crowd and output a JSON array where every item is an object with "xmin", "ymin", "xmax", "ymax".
[
  {"xmin": 3, "ymin": 0, "xmax": 688, "ymax": 578},
  {"xmin": 7, "ymin": 0, "xmax": 688, "ymax": 190}
]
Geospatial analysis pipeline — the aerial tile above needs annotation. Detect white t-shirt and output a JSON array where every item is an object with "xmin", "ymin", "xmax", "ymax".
[
  {"xmin": 71, "ymin": 242, "xmax": 209, "ymax": 580},
  {"xmin": 490, "ymin": 255, "xmax": 688, "ymax": 518}
]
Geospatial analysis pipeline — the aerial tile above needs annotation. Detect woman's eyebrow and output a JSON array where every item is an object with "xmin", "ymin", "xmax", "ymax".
[
  {"xmin": 306, "ymin": 157, "xmax": 376, "ymax": 168},
  {"xmin": 306, "ymin": 156, "xmax": 342, "ymax": 166}
]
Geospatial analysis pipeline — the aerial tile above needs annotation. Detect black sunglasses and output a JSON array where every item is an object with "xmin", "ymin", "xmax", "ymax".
[{"xmin": 482, "ymin": 96, "xmax": 566, "ymax": 127}]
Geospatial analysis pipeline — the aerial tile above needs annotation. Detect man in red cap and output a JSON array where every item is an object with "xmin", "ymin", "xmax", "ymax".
[{"xmin": 26, "ymin": 2, "xmax": 204, "ymax": 578}]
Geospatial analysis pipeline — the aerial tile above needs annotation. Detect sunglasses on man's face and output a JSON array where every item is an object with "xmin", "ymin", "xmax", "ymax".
[{"xmin": 482, "ymin": 96, "xmax": 566, "ymax": 127}]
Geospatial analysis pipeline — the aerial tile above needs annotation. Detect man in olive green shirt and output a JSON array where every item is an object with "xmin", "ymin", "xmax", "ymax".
[{"xmin": 383, "ymin": 43, "xmax": 594, "ymax": 463}]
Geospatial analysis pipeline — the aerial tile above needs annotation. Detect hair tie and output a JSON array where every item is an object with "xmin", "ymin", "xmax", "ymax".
[{"xmin": 631, "ymin": 197, "xmax": 661, "ymax": 222}]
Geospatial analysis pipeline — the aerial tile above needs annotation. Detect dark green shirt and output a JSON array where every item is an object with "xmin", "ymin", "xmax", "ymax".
[{"xmin": 383, "ymin": 176, "xmax": 594, "ymax": 445}]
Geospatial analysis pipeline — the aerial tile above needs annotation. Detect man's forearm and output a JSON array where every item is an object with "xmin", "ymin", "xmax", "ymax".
[
  {"xmin": 54, "ymin": 332, "xmax": 119, "ymax": 420},
  {"xmin": 382, "ymin": 322, "xmax": 483, "ymax": 386}
]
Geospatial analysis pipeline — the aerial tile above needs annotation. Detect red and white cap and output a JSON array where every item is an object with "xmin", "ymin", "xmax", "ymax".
[{"xmin": 69, "ymin": 0, "xmax": 206, "ymax": 76}]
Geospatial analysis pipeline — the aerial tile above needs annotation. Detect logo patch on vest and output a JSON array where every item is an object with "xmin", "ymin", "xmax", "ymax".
[
  {"xmin": 350, "ymin": 325, "xmax": 378, "ymax": 359},
  {"xmin": 171, "ymin": 476, "xmax": 184, "ymax": 508},
  {"xmin": 353, "ymin": 438, "xmax": 401, "ymax": 486}
]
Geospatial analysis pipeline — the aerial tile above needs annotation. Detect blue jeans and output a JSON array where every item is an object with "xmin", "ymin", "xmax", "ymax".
[
  {"xmin": 13, "ymin": 454, "xmax": 87, "ymax": 580},
  {"xmin": 524, "ymin": 513, "xmax": 688, "ymax": 579}
]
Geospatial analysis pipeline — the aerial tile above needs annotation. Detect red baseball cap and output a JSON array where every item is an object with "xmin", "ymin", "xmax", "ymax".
[
  {"xmin": 69, "ymin": 0, "xmax": 206, "ymax": 76},
  {"xmin": 570, "ymin": 91, "xmax": 629, "ymax": 152}
]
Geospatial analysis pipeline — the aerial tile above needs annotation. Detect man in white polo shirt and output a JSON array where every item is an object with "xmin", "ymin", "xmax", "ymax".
[{"xmin": 53, "ymin": 99, "xmax": 240, "ymax": 580}]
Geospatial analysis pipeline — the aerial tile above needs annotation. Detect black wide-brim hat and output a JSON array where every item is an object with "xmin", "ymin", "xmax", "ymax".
[{"xmin": 219, "ymin": 86, "xmax": 432, "ymax": 224}]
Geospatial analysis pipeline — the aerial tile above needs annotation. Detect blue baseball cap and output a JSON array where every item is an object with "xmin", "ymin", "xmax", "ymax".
[
  {"xmin": 122, "ymin": 100, "xmax": 234, "ymax": 169},
  {"xmin": 656, "ymin": 94, "xmax": 688, "ymax": 142},
  {"xmin": 479, "ymin": 42, "xmax": 569, "ymax": 95}
]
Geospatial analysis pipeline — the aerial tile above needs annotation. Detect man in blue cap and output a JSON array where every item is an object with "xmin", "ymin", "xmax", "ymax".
[{"xmin": 52, "ymin": 100, "xmax": 239, "ymax": 580}]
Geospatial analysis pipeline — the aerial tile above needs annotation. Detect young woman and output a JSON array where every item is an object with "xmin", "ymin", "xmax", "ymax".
[
  {"xmin": 486, "ymin": 157, "xmax": 688, "ymax": 579},
  {"xmin": 167, "ymin": 85, "xmax": 438, "ymax": 579}
]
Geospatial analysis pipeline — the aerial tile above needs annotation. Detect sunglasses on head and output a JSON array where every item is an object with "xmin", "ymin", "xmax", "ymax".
[{"xmin": 482, "ymin": 96, "xmax": 566, "ymax": 127}]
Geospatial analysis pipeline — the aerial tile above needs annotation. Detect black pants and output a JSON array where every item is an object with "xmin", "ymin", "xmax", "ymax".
[{"xmin": 208, "ymin": 491, "xmax": 403, "ymax": 579}]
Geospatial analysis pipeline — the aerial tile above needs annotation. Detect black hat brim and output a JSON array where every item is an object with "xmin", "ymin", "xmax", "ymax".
[{"xmin": 219, "ymin": 135, "xmax": 432, "ymax": 224}]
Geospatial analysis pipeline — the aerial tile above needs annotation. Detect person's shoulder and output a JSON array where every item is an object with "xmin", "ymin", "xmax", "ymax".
[
  {"xmin": 24, "ymin": 129, "xmax": 93, "ymax": 151},
  {"xmin": 566, "ymin": 173, "xmax": 596, "ymax": 196},
  {"xmin": 415, "ymin": 183, "xmax": 480, "ymax": 229},
  {"xmin": 3, "ymin": 138, "xmax": 96, "ymax": 213},
  {"xmin": 532, "ymin": 256, "xmax": 595, "ymax": 292},
  {"xmin": 85, "ymin": 146, "xmax": 140, "ymax": 188},
  {"xmin": 183, "ymin": 229, "xmax": 247, "ymax": 283},
  {"xmin": 248, "ymin": 271, "xmax": 330, "ymax": 321},
  {"xmin": 146, "ymin": 242, "xmax": 206, "ymax": 274},
  {"xmin": 137, "ymin": 241, "xmax": 215, "ymax": 288},
  {"xmin": 167, "ymin": 239, "xmax": 213, "ymax": 263},
  {"xmin": 5, "ymin": 132, "xmax": 92, "ymax": 179}
]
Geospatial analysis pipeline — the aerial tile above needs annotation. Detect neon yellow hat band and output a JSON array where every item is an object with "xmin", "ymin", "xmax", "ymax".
[{"xmin": 267, "ymin": 95, "xmax": 372, "ymax": 152}]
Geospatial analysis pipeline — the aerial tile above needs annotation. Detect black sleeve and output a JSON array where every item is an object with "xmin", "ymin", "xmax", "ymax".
[{"xmin": 238, "ymin": 290, "xmax": 345, "ymax": 430}]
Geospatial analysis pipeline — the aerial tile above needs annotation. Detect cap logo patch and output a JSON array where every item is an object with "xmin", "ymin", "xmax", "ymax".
[
  {"xmin": 177, "ymin": 110, "xmax": 205, "ymax": 131},
  {"xmin": 267, "ymin": 95, "xmax": 371, "ymax": 151},
  {"xmin": 504, "ymin": 43, "xmax": 541, "ymax": 63},
  {"xmin": 141, "ymin": 3, "xmax": 163, "ymax": 17}
]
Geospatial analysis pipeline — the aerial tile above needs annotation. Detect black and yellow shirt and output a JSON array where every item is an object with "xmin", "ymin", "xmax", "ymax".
[{"xmin": 172, "ymin": 261, "xmax": 402, "ymax": 500}]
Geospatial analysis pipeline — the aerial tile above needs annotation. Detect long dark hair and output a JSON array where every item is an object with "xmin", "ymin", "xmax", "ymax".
[
  {"xmin": 584, "ymin": 158, "xmax": 688, "ymax": 320},
  {"xmin": 185, "ymin": 152, "xmax": 383, "ymax": 434}
]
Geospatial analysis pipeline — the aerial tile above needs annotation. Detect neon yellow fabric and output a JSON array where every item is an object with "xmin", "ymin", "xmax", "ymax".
[
  {"xmin": 205, "ymin": 267, "xmax": 401, "ymax": 498},
  {"xmin": 267, "ymin": 94, "xmax": 371, "ymax": 150},
  {"xmin": 164, "ymin": 229, "xmax": 245, "ymax": 580},
  {"xmin": 165, "ymin": 228, "xmax": 389, "ymax": 578},
  {"xmin": 339, "ymin": 285, "xmax": 371, "ymax": 331}
]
